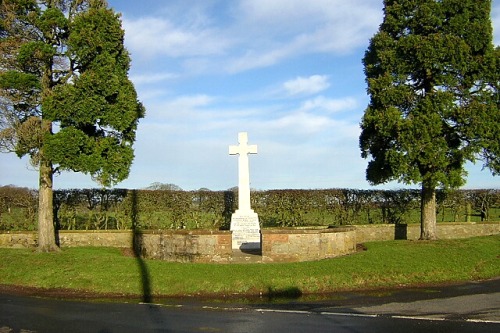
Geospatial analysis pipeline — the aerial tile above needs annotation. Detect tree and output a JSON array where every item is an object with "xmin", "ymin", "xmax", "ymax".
[
  {"xmin": 0, "ymin": 0, "xmax": 145, "ymax": 251},
  {"xmin": 145, "ymin": 182, "xmax": 183, "ymax": 191},
  {"xmin": 360, "ymin": 0, "xmax": 499, "ymax": 240}
]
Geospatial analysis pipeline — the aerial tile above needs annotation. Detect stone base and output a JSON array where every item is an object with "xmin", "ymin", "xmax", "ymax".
[{"xmin": 230, "ymin": 211, "xmax": 261, "ymax": 250}]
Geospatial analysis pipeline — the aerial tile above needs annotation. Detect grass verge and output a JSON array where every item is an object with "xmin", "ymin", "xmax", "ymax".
[{"xmin": 1, "ymin": 235, "xmax": 499, "ymax": 299}]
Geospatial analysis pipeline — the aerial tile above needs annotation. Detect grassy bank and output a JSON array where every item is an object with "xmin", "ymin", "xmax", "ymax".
[{"xmin": 1, "ymin": 235, "xmax": 499, "ymax": 299}]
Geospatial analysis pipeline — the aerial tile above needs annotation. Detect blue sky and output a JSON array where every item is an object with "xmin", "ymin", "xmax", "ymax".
[{"xmin": 1, "ymin": 0, "xmax": 499, "ymax": 191}]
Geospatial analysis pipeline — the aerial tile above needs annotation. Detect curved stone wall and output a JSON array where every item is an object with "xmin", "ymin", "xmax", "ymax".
[
  {"xmin": 261, "ymin": 227, "xmax": 356, "ymax": 263},
  {"xmin": 1, "ymin": 222, "xmax": 498, "ymax": 263}
]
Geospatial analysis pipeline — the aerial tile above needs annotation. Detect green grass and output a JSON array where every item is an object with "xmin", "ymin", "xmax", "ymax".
[{"xmin": 1, "ymin": 235, "xmax": 499, "ymax": 299}]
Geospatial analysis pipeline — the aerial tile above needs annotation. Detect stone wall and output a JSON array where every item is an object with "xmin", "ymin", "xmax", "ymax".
[
  {"xmin": 0, "ymin": 230, "xmax": 232, "ymax": 264},
  {"xmin": 355, "ymin": 222, "xmax": 500, "ymax": 243},
  {"xmin": 0, "ymin": 231, "xmax": 37, "ymax": 248},
  {"xmin": 354, "ymin": 224, "xmax": 420, "ymax": 243},
  {"xmin": 0, "ymin": 230, "xmax": 133, "ymax": 248},
  {"xmin": 135, "ymin": 230, "xmax": 232, "ymax": 263},
  {"xmin": 261, "ymin": 227, "xmax": 356, "ymax": 262},
  {"xmin": 1, "ymin": 222, "xmax": 498, "ymax": 263},
  {"xmin": 59, "ymin": 230, "xmax": 133, "ymax": 247}
]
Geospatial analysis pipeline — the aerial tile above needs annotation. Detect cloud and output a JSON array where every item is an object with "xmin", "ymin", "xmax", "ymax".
[
  {"xmin": 224, "ymin": 0, "xmax": 382, "ymax": 71},
  {"xmin": 144, "ymin": 94, "xmax": 215, "ymax": 122},
  {"xmin": 235, "ymin": 0, "xmax": 380, "ymax": 37},
  {"xmin": 300, "ymin": 96, "xmax": 358, "ymax": 113},
  {"xmin": 283, "ymin": 75, "xmax": 330, "ymax": 96},
  {"xmin": 119, "ymin": 0, "xmax": 382, "ymax": 73},
  {"xmin": 225, "ymin": 47, "xmax": 292, "ymax": 73},
  {"xmin": 265, "ymin": 111, "xmax": 333, "ymax": 135},
  {"xmin": 165, "ymin": 94, "xmax": 214, "ymax": 109},
  {"xmin": 122, "ymin": 16, "xmax": 232, "ymax": 59},
  {"xmin": 130, "ymin": 72, "xmax": 178, "ymax": 85}
]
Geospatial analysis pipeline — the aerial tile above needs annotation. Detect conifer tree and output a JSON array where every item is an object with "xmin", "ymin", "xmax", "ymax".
[
  {"xmin": 0, "ymin": 0, "xmax": 145, "ymax": 251},
  {"xmin": 360, "ymin": 0, "xmax": 499, "ymax": 239}
]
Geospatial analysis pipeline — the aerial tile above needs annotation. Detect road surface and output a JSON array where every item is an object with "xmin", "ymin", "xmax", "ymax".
[{"xmin": 1, "ymin": 279, "xmax": 499, "ymax": 332}]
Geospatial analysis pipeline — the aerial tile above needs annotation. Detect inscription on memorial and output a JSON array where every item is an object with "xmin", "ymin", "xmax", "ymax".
[{"xmin": 231, "ymin": 215, "xmax": 261, "ymax": 250}]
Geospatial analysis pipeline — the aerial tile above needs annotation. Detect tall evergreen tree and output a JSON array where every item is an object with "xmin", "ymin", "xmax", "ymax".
[
  {"xmin": 0, "ymin": 0, "xmax": 145, "ymax": 251},
  {"xmin": 360, "ymin": 0, "xmax": 499, "ymax": 239}
]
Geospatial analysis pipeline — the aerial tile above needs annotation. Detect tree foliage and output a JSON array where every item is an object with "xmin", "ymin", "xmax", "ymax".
[
  {"xmin": 0, "ymin": 0, "xmax": 145, "ymax": 250},
  {"xmin": 0, "ymin": 0, "xmax": 145, "ymax": 185},
  {"xmin": 360, "ymin": 0, "xmax": 499, "ymax": 239},
  {"xmin": 145, "ymin": 182, "xmax": 183, "ymax": 191}
]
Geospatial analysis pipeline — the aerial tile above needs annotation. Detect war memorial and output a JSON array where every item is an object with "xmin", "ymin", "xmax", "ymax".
[{"xmin": 1, "ymin": 132, "xmax": 498, "ymax": 264}]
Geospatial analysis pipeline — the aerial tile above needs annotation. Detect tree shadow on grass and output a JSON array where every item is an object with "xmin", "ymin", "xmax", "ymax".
[{"xmin": 130, "ymin": 190, "xmax": 152, "ymax": 303}]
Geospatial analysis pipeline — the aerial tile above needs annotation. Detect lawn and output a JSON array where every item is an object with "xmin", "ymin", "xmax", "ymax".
[{"xmin": 0, "ymin": 235, "xmax": 498, "ymax": 300}]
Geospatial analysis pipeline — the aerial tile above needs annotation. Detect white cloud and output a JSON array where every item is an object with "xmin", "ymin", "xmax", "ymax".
[
  {"xmin": 165, "ymin": 94, "xmax": 214, "ymax": 109},
  {"xmin": 145, "ymin": 94, "xmax": 215, "ymax": 122},
  {"xmin": 122, "ymin": 16, "xmax": 232, "ymax": 59},
  {"xmin": 225, "ymin": 0, "xmax": 382, "ymax": 71},
  {"xmin": 300, "ymin": 96, "xmax": 358, "ymax": 113},
  {"xmin": 130, "ymin": 72, "xmax": 178, "ymax": 85},
  {"xmin": 120, "ymin": 0, "xmax": 382, "ymax": 73},
  {"xmin": 235, "ymin": 0, "xmax": 380, "ymax": 37},
  {"xmin": 135, "ymin": 88, "xmax": 169, "ymax": 102},
  {"xmin": 283, "ymin": 75, "xmax": 330, "ymax": 96},
  {"xmin": 254, "ymin": 109, "xmax": 343, "ymax": 141},
  {"xmin": 225, "ymin": 47, "xmax": 291, "ymax": 73}
]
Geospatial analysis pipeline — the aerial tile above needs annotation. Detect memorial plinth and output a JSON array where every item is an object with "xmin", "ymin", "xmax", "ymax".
[{"xmin": 229, "ymin": 132, "xmax": 261, "ymax": 251}]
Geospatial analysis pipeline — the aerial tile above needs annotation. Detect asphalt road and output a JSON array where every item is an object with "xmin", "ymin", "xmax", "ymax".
[{"xmin": 1, "ymin": 279, "xmax": 499, "ymax": 333}]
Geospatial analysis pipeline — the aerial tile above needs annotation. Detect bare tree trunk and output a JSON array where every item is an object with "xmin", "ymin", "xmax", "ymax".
[
  {"xmin": 37, "ymin": 120, "xmax": 59, "ymax": 252},
  {"xmin": 420, "ymin": 181, "xmax": 437, "ymax": 240}
]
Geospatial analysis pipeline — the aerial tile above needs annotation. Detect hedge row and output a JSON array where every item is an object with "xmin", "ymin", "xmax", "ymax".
[{"xmin": 1, "ymin": 187, "xmax": 499, "ymax": 231}]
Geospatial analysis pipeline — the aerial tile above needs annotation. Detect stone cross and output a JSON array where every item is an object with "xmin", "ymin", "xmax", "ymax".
[{"xmin": 229, "ymin": 132, "xmax": 257, "ymax": 213}]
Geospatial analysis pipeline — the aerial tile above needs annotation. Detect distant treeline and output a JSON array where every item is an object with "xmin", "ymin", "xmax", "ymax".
[{"xmin": 0, "ymin": 186, "xmax": 499, "ymax": 231}]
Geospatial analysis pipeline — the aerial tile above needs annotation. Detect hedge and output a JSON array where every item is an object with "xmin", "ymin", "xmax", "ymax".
[{"xmin": 1, "ymin": 186, "xmax": 499, "ymax": 231}]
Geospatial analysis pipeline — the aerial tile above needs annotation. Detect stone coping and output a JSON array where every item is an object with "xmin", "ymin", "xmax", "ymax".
[
  {"xmin": 0, "ymin": 229, "xmax": 230, "ymax": 235},
  {"xmin": 354, "ymin": 222, "xmax": 499, "ymax": 227},
  {"xmin": 1, "ymin": 222, "xmax": 498, "ymax": 235},
  {"xmin": 262, "ymin": 226, "xmax": 355, "ymax": 234},
  {"xmin": 134, "ymin": 229, "xmax": 231, "ymax": 235},
  {"xmin": 1, "ymin": 222, "xmax": 497, "ymax": 235}
]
